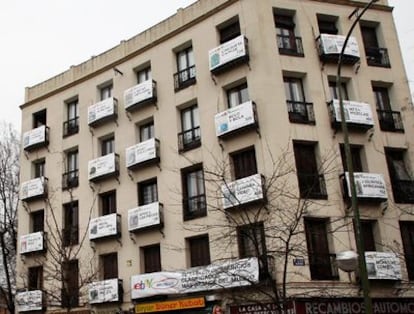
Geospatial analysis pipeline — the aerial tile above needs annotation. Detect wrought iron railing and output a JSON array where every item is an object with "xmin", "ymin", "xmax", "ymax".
[
  {"xmin": 287, "ymin": 100, "xmax": 315, "ymax": 124},
  {"xmin": 174, "ymin": 65, "xmax": 196, "ymax": 91},
  {"xmin": 277, "ymin": 35, "xmax": 304, "ymax": 56}
]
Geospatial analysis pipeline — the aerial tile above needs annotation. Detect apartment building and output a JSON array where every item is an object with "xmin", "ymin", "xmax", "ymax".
[{"xmin": 16, "ymin": 0, "xmax": 414, "ymax": 313}]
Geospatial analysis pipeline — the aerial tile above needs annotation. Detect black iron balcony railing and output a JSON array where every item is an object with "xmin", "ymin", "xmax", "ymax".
[
  {"xmin": 183, "ymin": 194, "xmax": 206, "ymax": 220},
  {"xmin": 377, "ymin": 109, "xmax": 404, "ymax": 132},
  {"xmin": 277, "ymin": 35, "xmax": 304, "ymax": 56},
  {"xmin": 287, "ymin": 100, "xmax": 315, "ymax": 124},
  {"xmin": 63, "ymin": 117, "xmax": 79, "ymax": 137},
  {"xmin": 308, "ymin": 253, "xmax": 339, "ymax": 280},
  {"xmin": 174, "ymin": 65, "xmax": 196, "ymax": 91},
  {"xmin": 178, "ymin": 126, "xmax": 201, "ymax": 152},
  {"xmin": 62, "ymin": 170, "xmax": 79, "ymax": 190},
  {"xmin": 62, "ymin": 226, "xmax": 79, "ymax": 247},
  {"xmin": 391, "ymin": 179, "xmax": 414, "ymax": 204},
  {"xmin": 365, "ymin": 47, "xmax": 391, "ymax": 68},
  {"xmin": 297, "ymin": 173, "xmax": 327, "ymax": 199}
]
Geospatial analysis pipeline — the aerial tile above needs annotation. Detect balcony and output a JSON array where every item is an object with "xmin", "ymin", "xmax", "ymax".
[
  {"xmin": 128, "ymin": 202, "xmax": 163, "ymax": 233},
  {"xmin": 215, "ymin": 101, "xmax": 258, "ymax": 138},
  {"xmin": 22, "ymin": 125, "xmax": 49, "ymax": 152},
  {"xmin": 20, "ymin": 232, "xmax": 46, "ymax": 255},
  {"xmin": 317, "ymin": 34, "xmax": 360, "ymax": 65},
  {"xmin": 365, "ymin": 47, "xmax": 391, "ymax": 68},
  {"xmin": 209, "ymin": 35, "xmax": 249, "ymax": 75},
  {"xmin": 62, "ymin": 226, "xmax": 79, "ymax": 247},
  {"xmin": 365, "ymin": 252, "xmax": 401, "ymax": 280},
  {"xmin": 390, "ymin": 179, "xmax": 414, "ymax": 204},
  {"xmin": 126, "ymin": 138, "xmax": 160, "ymax": 170},
  {"xmin": 297, "ymin": 173, "xmax": 327, "ymax": 199},
  {"xmin": 341, "ymin": 172, "xmax": 387, "ymax": 202},
  {"xmin": 62, "ymin": 170, "xmax": 79, "ymax": 190},
  {"xmin": 87, "ymin": 97, "xmax": 118, "ymax": 127},
  {"xmin": 89, "ymin": 278, "xmax": 123, "ymax": 304},
  {"xmin": 16, "ymin": 290, "xmax": 43, "ymax": 312},
  {"xmin": 377, "ymin": 109, "xmax": 404, "ymax": 132},
  {"xmin": 329, "ymin": 99, "xmax": 374, "ymax": 131},
  {"xmin": 124, "ymin": 80, "xmax": 157, "ymax": 112},
  {"xmin": 88, "ymin": 153, "xmax": 119, "ymax": 183},
  {"xmin": 178, "ymin": 127, "xmax": 201, "ymax": 152},
  {"xmin": 174, "ymin": 65, "xmax": 196, "ymax": 91},
  {"xmin": 63, "ymin": 117, "xmax": 79, "ymax": 137},
  {"xmin": 308, "ymin": 253, "xmax": 339, "ymax": 280},
  {"xmin": 89, "ymin": 213, "xmax": 121, "ymax": 241},
  {"xmin": 287, "ymin": 101, "xmax": 315, "ymax": 124},
  {"xmin": 20, "ymin": 177, "xmax": 48, "ymax": 202},
  {"xmin": 222, "ymin": 174, "xmax": 265, "ymax": 210},
  {"xmin": 277, "ymin": 35, "xmax": 304, "ymax": 57},
  {"xmin": 183, "ymin": 195, "xmax": 206, "ymax": 221}
]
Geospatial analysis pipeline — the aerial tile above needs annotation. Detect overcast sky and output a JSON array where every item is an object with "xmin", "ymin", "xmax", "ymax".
[{"xmin": 1, "ymin": 0, "xmax": 412, "ymax": 129}]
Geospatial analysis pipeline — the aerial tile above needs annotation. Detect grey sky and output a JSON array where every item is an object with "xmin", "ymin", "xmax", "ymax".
[{"xmin": 1, "ymin": 0, "xmax": 412, "ymax": 129}]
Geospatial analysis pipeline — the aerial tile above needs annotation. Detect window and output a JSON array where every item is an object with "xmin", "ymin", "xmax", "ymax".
[
  {"xmin": 33, "ymin": 109, "xmax": 47, "ymax": 128},
  {"xmin": 329, "ymin": 80, "xmax": 349, "ymax": 100},
  {"xmin": 231, "ymin": 147, "xmax": 257, "ymax": 180},
  {"xmin": 340, "ymin": 145, "xmax": 363, "ymax": 172},
  {"xmin": 137, "ymin": 67, "xmax": 151, "ymax": 84},
  {"xmin": 317, "ymin": 16, "xmax": 338, "ymax": 34},
  {"xmin": 101, "ymin": 253, "xmax": 118, "ymax": 279},
  {"xmin": 139, "ymin": 121, "xmax": 154, "ymax": 142},
  {"xmin": 385, "ymin": 149, "xmax": 414, "ymax": 203},
  {"xmin": 359, "ymin": 220, "xmax": 377, "ymax": 252},
  {"xmin": 64, "ymin": 99, "xmax": 79, "ymax": 137},
  {"xmin": 174, "ymin": 46, "xmax": 196, "ymax": 91},
  {"xmin": 181, "ymin": 164, "xmax": 206, "ymax": 220},
  {"xmin": 179, "ymin": 105, "xmax": 201, "ymax": 151},
  {"xmin": 101, "ymin": 135, "xmax": 115, "ymax": 155},
  {"xmin": 63, "ymin": 201, "xmax": 79, "ymax": 247},
  {"xmin": 100, "ymin": 84, "xmax": 113, "ymax": 100},
  {"xmin": 138, "ymin": 179, "xmax": 158, "ymax": 205},
  {"xmin": 63, "ymin": 150, "xmax": 78, "ymax": 189},
  {"xmin": 28, "ymin": 266, "xmax": 43, "ymax": 291},
  {"xmin": 227, "ymin": 83, "xmax": 249, "ymax": 108},
  {"xmin": 304, "ymin": 218, "xmax": 338, "ymax": 280},
  {"xmin": 33, "ymin": 159, "xmax": 45, "ymax": 178},
  {"xmin": 31, "ymin": 210, "xmax": 44, "ymax": 233},
  {"xmin": 373, "ymin": 86, "xmax": 404, "ymax": 132},
  {"xmin": 400, "ymin": 221, "xmax": 414, "ymax": 281},
  {"xmin": 275, "ymin": 13, "xmax": 303, "ymax": 56},
  {"xmin": 284, "ymin": 77, "xmax": 314, "ymax": 124},
  {"xmin": 293, "ymin": 142, "xmax": 327, "ymax": 199},
  {"xmin": 188, "ymin": 235, "xmax": 211, "ymax": 267},
  {"xmin": 142, "ymin": 244, "xmax": 161, "ymax": 273},
  {"xmin": 360, "ymin": 24, "xmax": 390, "ymax": 67},
  {"xmin": 100, "ymin": 190, "xmax": 117, "ymax": 215},
  {"xmin": 219, "ymin": 19, "xmax": 240, "ymax": 43},
  {"xmin": 62, "ymin": 260, "xmax": 79, "ymax": 308}
]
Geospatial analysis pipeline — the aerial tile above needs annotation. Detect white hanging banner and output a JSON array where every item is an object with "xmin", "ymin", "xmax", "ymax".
[
  {"xmin": 128, "ymin": 202, "xmax": 161, "ymax": 231},
  {"xmin": 88, "ymin": 97, "xmax": 116, "ymax": 125},
  {"xmin": 319, "ymin": 34, "xmax": 360, "ymax": 58},
  {"xmin": 23, "ymin": 125, "xmax": 46, "ymax": 149},
  {"xmin": 89, "ymin": 279, "xmax": 121, "ymax": 304},
  {"xmin": 209, "ymin": 35, "xmax": 247, "ymax": 71},
  {"xmin": 88, "ymin": 153, "xmax": 116, "ymax": 180},
  {"xmin": 365, "ymin": 252, "xmax": 402, "ymax": 280},
  {"xmin": 332, "ymin": 99, "xmax": 374, "ymax": 126},
  {"xmin": 124, "ymin": 80, "xmax": 154, "ymax": 109},
  {"xmin": 89, "ymin": 213, "xmax": 119, "ymax": 240},
  {"xmin": 20, "ymin": 232, "xmax": 44, "ymax": 254},
  {"xmin": 16, "ymin": 290, "xmax": 43, "ymax": 312},
  {"xmin": 222, "ymin": 174, "xmax": 264, "ymax": 209},
  {"xmin": 215, "ymin": 101, "xmax": 255, "ymax": 137},
  {"xmin": 126, "ymin": 138, "xmax": 157, "ymax": 168},
  {"xmin": 345, "ymin": 172, "xmax": 387, "ymax": 199}
]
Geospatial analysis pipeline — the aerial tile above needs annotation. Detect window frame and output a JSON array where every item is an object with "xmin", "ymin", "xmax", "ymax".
[
  {"xmin": 100, "ymin": 84, "xmax": 113, "ymax": 100},
  {"xmin": 137, "ymin": 67, "xmax": 152, "ymax": 84},
  {"xmin": 188, "ymin": 235, "xmax": 211, "ymax": 267},
  {"xmin": 181, "ymin": 164, "xmax": 206, "ymax": 220},
  {"xmin": 101, "ymin": 252, "xmax": 118, "ymax": 280},
  {"xmin": 231, "ymin": 147, "xmax": 258, "ymax": 180},
  {"xmin": 28, "ymin": 266, "xmax": 43, "ymax": 291},
  {"xmin": 138, "ymin": 179, "xmax": 158, "ymax": 206},
  {"xmin": 142, "ymin": 244, "xmax": 161, "ymax": 273},
  {"xmin": 101, "ymin": 135, "xmax": 115, "ymax": 156},
  {"xmin": 33, "ymin": 109, "xmax": 47, "ymax": 128},
  {"xmin": 33, "ymin": 159, "xmax": 45, "ymax": 178},
  {"xmin": 31, "ymin": 210, "xmax": 44, "ymax": 233},
  {"xmin": 139, "ymin": 121, "xmax": 155, "ymax": 142},
  {"xmin": 63, "ymin": 201, "xmax": 79, "ymax": 247},
  {"xmin": 227, "ymin": 82, "xmax": 249, "ymax": 108},
  {"xmin": 100, "ymin": 190, "xmax": 117, "ymax": 216},
  {"xmin": 218, "ymin": 19, "xmax": 241, "ymax": 44}
]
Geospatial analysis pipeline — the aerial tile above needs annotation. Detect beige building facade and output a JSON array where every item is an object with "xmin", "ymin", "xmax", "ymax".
[{"xmin": 17, "ymin": 0, "xmax": 414, "ymax": 313}]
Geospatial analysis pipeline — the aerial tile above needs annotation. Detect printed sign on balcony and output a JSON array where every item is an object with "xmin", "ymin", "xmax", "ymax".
[
  {"xmin": 128, "ymin": 202, "xmax": 161, "ymax": 231},
  {"xmin": 124, "ymin": 80, "xmax": 154, "ymax": 110},
  {"xmin": 131, "ymin": 257, "xmax": 259, "ymax": 299},
  {"xmin": 88, "ymin": 153, "xmax": 116, "ymax": 180},
  {"xmin": 88, "ymin": 97, "xmax": 116, "ymax": 125},
  {"xmin": 89, "ymin": 213, "xmax": 119, "ymax": 240},
  {"xmin": 332, "ymin": 99, "xmax": 374, "ymax": 126},
  {"xmin": 20, "ymin": 232, "xmax": 44, "ymax": 254},
  {"xmin": 126, "ymin": 138, "xmax": 157, "ymax": 168},
  {"xmin": 23, "ymin": 125, "xmax": 46, "ymax": 149},
  {"xmin": 365, "ymin": 252, "xmax": 402, "ymax": 280},
  {"xmin": 215, "ymin": 101, "xmax": 255, "ymax": 137},
  {"xmin": 16, "ymin": 290, "xmax": 42, "ymax": 312},
  {"xmin": 89, "ymin": 278, "xmax": 121, "ymax": 304},
  {"xmin": 345, "ymin": 172, "xmax": 387, "ymax": 200},
  {"xmin": 319, "ymin": 34, "xmax": 360, "ymax": 58},
  {"xmin": 20, "ymin": 177, "xmax": 45, "ymax": 200},
  {"xmin": 209, "ymin": 35, "xmax": 247, "ymax": 71},
  {"xmin": 222, "ymin": 174, "xmax": 264, "ymax": 209}
]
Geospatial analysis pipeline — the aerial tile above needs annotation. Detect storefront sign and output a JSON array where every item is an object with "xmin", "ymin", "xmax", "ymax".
[
  {"xmin": 215, "ymin": 101, "xmax": 255, "ymax": 137},
  {"xmin": 128, "ymin": 202, "xmax": 161, "ymax": 231},
  {"xmin": 209, "ymin": 35, "xmax": 247, "ymax": 71},
  {"xmin": 331, "ymin": 99, "xmax": 374, "ymax": 126},
  {"xmin": 89, "ymin": 278, "xmax": 121, "ymax": 304},
  {"xmin": 365, "ymin": 251, "xmax": 402, "ymax": 280},
  {"xmin": 230, "ymin": 303, "xmax": 287, "ymax": 314},
  {"xmin": 88, "ymin": 97, "xmax": 116, "ymax": 125},
  {"xmin": 126, "ymin": 138, "xmax": 158, "ymax": 168},
  {"xmin": 20, "ymin": 232, "xmax": 44, "ymax": 254},
  {"xmin": 222, "ymin": 174, "xmax": 264, "ymax": 209},
  {"xmin": 16, "ymin": 290, "xmax": 42, "ymax": 312},
  {"xmin": 131, "ymin": 257, "xmax": 259, "ymax": 299},
  {"xmin": 345, "ymin": 172, "xmax": 387, "ymax": 200},
  {"xmin": 318, "ymin": 34, "xmax": 360, "ymax": 57},
  {"xmin": 88, "ymin": 153, "xmax": 116, "ymax": 180},
  {"xmin": 135, "ymin": 297, "xmax": 205, "ymax": 313},
  {"xmin": 20, "ymin": 177, "xmax": 46, "ymax": 200},
  {"xmin": 89, "ymin": 213, "xmax": 119, "ymax": 240},
  {"xmin": 23, "ymin": 125, "xmax": 46, "ymax": 149},
  {"xmin": 124, "ymin": 80, "xmax": 154, "ymax": 110}
]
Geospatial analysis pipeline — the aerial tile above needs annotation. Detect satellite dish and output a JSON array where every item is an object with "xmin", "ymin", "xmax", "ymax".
[{"xmin": 336, "ymin": 250, "xmax": 358, "ymax": 272}]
